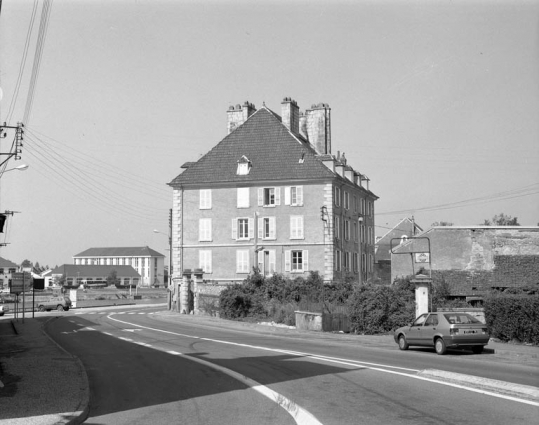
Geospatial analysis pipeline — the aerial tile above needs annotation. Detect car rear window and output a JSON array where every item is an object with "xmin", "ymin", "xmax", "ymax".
[{"xmin": 444, "ymin": 313, "xmax": 481, "ymax": 324}]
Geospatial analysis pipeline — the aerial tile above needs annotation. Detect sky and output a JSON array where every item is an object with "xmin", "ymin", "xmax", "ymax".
[{"xmin": 0, "ymin": 0, "xmax": 538, "ymax": 269}]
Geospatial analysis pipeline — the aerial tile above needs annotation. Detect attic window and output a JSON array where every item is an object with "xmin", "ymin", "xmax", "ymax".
[
  {"xmin": 237, "ymin": 155, "xmax": 252, "ymax": 175},
  {"xmin": 299, "ymin": 152, "xmax": 305, "ymax": 164}
]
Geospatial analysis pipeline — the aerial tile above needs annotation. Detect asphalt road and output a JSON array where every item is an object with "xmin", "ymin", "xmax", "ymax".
[{"xmin": 47, "ymin": 306, "xmax": 538, "ymax": 425}]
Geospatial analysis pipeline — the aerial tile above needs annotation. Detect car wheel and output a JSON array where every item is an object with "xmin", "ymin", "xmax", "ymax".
[
  {"xmin": 57, "ymin": 305, "xmax": 65, "ymax": 312},
  {"xmin": 398, "ymin": 335, "xmax": 409, "ymax": 350},
  {"xmin": 38, "ymin": 305, "xmax": 45, "ymax": 312},
  {"xmin": 471, "ymin": 346, "xmax": 484, "ymax": 354},
  {"xmin": 0, "ymin": 312, "xmax": 4, "ymax": 316},
  {"xmin": 435, "ymin": 338, "xmax": 447, "ymax": 355}
]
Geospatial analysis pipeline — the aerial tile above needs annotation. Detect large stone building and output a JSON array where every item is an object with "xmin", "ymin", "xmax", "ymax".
[
  {"xmin": 73, "ymin": 247, "xmax": 165, "ymax": 287},
  {"xmin": 168, "ymin": 98, "xmax": 378, "ymax": 284},
  {"xmin": 391, "ymin": 226, "xmax": 539, "ymax": 298}
]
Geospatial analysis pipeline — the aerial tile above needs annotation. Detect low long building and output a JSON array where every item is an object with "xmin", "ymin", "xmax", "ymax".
[{"xmin": 50, "ymin": 264, "xmax": 142, "ymax": 287}]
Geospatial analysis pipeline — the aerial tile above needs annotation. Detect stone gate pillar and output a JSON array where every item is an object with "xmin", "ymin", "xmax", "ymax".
[
  {"xmin": 180, "ymin": 269, "xmax": 192, "ymax": 314},
  {"xmin": 412, "ymin": 274, "xmax": 431, "ymax": 317}
]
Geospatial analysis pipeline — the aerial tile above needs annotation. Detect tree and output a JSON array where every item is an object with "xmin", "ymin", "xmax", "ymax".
[
  {"xmin": 21, "ymin": 259, "xmax": 32, "ymax": 267},
  {"xmin": 483, "ymin": 213, "xmax": 520, "ymax": 226},
  {"xmin": 107, "ymin": 270, "xmax": 120, "ymax": 287},
  {"xmin": 431, "ymin": 221, "xmax": 453, "ymax": 227}
]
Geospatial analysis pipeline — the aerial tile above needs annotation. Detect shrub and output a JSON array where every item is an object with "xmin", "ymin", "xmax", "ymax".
[
  {"xmin": 219, "ymin": 283, "xmax": 265, "ymax": 319},
  {"xmin": 484, "ymin": 293, "xmax": 539, "ymax": 344},
  {"xmin": 347, "ymin": 283, "xmax": 415, "ymax": 334}
]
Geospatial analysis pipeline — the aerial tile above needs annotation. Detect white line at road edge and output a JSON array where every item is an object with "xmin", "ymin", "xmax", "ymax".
[
  {"xmin": 107, "ymin": 315, "xmax": 539, "ymax": 407},
  {"xmin": 107, "ymin": 315, "xmax": 322, "ymax": 425}
]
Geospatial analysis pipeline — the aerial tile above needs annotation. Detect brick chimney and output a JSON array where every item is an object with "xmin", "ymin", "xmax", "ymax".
[
  {"xmin": 227, "ymin": 101, "xmax": 256, "ymax": 134},
  {"xmin": 300, "ymin": 103, "xmax": 331, "ymax": 155},
  {"xmin": 281, "ymin": 97, "xmax": 300, "ymax": 134}
]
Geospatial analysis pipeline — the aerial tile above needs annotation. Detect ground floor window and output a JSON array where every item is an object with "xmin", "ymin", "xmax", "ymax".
[
  {"xmin": 236, "ymin": 250, "xmax": 249, "ymax": 273},
  {"xmin": 285, "ymin": 250, "xmax": 309, "ymax": 272}
]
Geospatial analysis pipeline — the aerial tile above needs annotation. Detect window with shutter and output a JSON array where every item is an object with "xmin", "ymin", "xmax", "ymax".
[
  {"xmin": 286, "ymin": 186, "xmax": 303, "ymax": 206},
  {"xmin": 199, "ymin": 218, "xmax": 212, "ymax": 241},
  {"xmin": 260, "ymin": 187, "xmax": 281, "ymax": 206},
  {"xmin": 200, "ymin": 190, "xmax": 212, "ymax": 209},
  {"xmin": 199, "ymin": 250, "xmax": 212, "ymax": 273},
  {"xmin": 237, "ymin": 188, "xmax": 250, "ymax": 208},
  {"xmin": 236, "ymin": 250, "xmax": 249, "ymax": 273},
  {"xmin": 290, "ymin": 216, "xmax": 304, "ymax": 239}
]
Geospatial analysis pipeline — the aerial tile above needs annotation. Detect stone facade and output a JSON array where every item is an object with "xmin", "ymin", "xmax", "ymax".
[{"xmin": 391, "ymin": 227, "xmax": 539, "ymax": 297}]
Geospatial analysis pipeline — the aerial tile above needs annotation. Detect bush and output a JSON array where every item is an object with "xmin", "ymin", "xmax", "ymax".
[
  {"xmin": 219, "ymin": 283, "xmax": 265, "ymax": 319},
  {"xmin": 347, "ymin": 283, "xmax": 415, "ymax": 334},
  {"xmin": 484, "ymin": 293, "xmax": 539, "ymax": 344}
]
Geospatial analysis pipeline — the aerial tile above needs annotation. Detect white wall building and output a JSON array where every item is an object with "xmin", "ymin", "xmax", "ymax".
[{"xmin": 73, "ymin": 246, "xmax": 165, "ymax": 287}]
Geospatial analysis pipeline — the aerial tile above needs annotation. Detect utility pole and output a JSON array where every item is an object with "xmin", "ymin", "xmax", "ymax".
[{"xmin": 0, "ymin": 122, "xmax": 24, "ymax": 168}]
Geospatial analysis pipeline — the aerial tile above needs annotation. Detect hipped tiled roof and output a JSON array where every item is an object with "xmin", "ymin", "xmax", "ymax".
[
  {"xmin": 73, "ymin": 247, "xmax": 164, "ymax": 258},
  {"xmin": 168, "ymin": 107, "xmax": 337, "ymax": 187},
  {"xmin": 50, "ymin": 264, "xmax": 141, "ymax": 277}
]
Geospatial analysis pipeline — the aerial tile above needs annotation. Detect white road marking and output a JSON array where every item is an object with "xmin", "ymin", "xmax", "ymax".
[
  {"xmin": 165, "ymin": 350, "xmax": 322, "ymax": 424},
  {"xmin": 106, "ymin": 315, "xmax": 539, "ymax": 407}
]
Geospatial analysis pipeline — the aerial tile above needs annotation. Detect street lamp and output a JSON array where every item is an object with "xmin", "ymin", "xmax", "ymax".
[
  {"xmin": 2, "ymin": 164, "xmax": 29, "ymax": 174},
  {"xmin": 154, "ymin": 229, "xmax": 172, "ymax": 287}
]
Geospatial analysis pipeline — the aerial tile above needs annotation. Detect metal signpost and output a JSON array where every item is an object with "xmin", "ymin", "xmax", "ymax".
[
  {"xmin": 390, "ymin": 236, "xmax": 433, "ymax": 314},
  {"xmin": 10, "ymin": 272, "xmax": 32, "ymax": 323}
]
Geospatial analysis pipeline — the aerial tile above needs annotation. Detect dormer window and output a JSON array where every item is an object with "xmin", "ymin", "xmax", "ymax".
[{"xmin": 237, "ymin": 155, "xmax": 252, "ymax": 175}]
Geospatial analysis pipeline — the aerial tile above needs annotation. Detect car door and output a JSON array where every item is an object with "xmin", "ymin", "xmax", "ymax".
[
  {"xmin": 420, "ymin": 313, "xmax": 439, "ymax": 346},
  {"xmin": 406, "ymin": 313, "xmax": 428, "ymax": 344}
]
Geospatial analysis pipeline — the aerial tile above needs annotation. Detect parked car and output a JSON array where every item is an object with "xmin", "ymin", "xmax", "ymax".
[
  {"xmin": 0, "ymin": 303, "xmax": 9, "ymax": 316},
  {"xmin": 394, "ymin": 312, "xmax": 489, "ymax": 355},
  {"xmin": 37, "ymin": 296, "xmax": 72, "ymax": 312}
]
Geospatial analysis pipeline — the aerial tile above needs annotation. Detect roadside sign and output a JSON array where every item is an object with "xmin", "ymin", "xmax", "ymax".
[
  {"xmin": 10, "ymin": 272, "xmax": 33, "ymax": 294},
  {"xmin": 415, "ymin": 253, "xmax": 430, "ymax": 263}
]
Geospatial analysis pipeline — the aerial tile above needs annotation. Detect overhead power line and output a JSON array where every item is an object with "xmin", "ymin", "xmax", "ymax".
[
  {"xmin": 377, "ymin": 183, "xmax": 539, "ymax": 216},
  {"xmin": 23, "ymin": 0, "xmax": 53, "ymax": 126}
]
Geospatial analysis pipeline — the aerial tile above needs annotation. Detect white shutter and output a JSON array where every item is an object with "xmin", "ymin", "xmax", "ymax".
[
  {"xmin": 269, "ymin": 250, "xmax": 276, "ymax": 273},
  {"xmin": 303, "ymin": 250, "xmax": 309, "ymax": 272},
  {"xmin": 248, "ymin": 218, "xmax": 254, "ymax": 239},
  {"xmin": 236, "ymin": 250, "xmax": 241, "ymax": 273},
  {"xmin": 284, "ymin": 187, "xmax": 291, "ymax": 205},
  {"xmin": 297, "ymin": 186, "xmax": 303, "ymax": 206},
  {"xmin": 232, "ymin": 218, "xmax": 237, "ymax": 240},
  {"xmin": 258, "ymin": 218, "xmax": 263, "ymax": 239},
  {"xmin": 298, "ymin": 216, "xmax": 304, "ymax": 239},
  {"xmin": 269, "ymin": 217, "xmax": 276, "ymax": 239},
  {"xmin": 258, "ymin": 188, "xmax": 263, "ymax": 206},
  {"xmin": 284, "ymin": 250, "xmax": 291, "ymax": 272},
  {"xmin": 237, "ymin": 188, "xmax": 250, "ymax": 208},
  {"xmin": 275, "ymin": 187, "xmax": 281, "ymax": 205},
  {"xmin": 258, "ymin": 250, "xmax": 264, "ymax": 270}
]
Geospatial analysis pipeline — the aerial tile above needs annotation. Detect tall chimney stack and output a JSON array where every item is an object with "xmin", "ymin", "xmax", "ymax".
[
  {"xmin": 281, "ymin": 97, "xmax": 300, "ymax": 134},
  {"xmin": 302, "ymin": 103, "xmax": 331, "ymax": 155},
  {"xmin": 227, "ymin": 101, "xmax": 256, "ymax": 134}
]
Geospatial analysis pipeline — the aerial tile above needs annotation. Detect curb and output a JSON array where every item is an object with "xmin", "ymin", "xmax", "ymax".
[
  {"xmin": 418, "ymin": 369, "xmax": 539, "ymax": 402},
  {"xmin": 42, "ymin": 318, "xmax": 90, "ymax": 425}
]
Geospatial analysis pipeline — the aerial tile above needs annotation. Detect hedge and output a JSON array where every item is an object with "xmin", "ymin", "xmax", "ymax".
[{"xmin": 483, "ymin": 294, "xmax": 539, "ymax": 345}]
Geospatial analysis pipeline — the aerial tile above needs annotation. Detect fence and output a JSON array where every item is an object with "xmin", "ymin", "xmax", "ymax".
[{"xmin": 296, "ymin": 301, "xmax": 350, "ymax": 332}]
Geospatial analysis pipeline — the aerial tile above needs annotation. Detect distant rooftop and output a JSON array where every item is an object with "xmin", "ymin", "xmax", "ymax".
[{"xmin": 73, "ymin": 246, "xmax": 165, "ymax": 258}]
